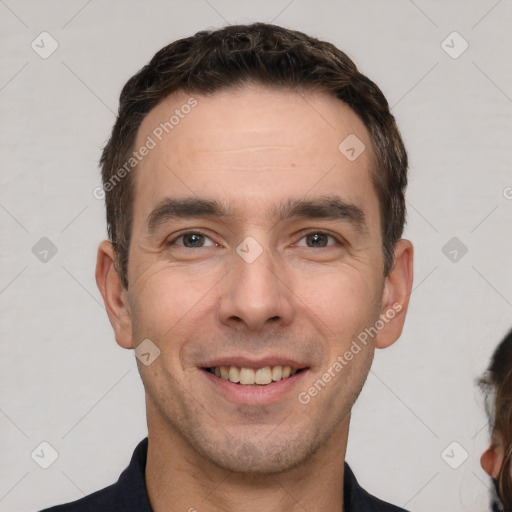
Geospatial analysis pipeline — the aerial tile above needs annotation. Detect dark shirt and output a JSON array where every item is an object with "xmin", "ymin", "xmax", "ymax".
[{"xmin": 39, "ymin": 438, "xmax": 409, "ymax": 512}]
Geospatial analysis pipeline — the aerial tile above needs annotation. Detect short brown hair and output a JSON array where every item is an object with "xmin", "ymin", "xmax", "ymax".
[{"xmin": 100, "ymin": 22, "xmax": 408, "ymax": 289}]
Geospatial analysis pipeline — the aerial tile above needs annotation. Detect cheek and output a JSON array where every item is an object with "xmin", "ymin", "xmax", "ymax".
[
  {"xmin": 294, "ymin": 266, "xmax": 382, "ymax": 335},
  {"xmin": 129, "ymin": 262, "xmax": 217, "ymax": 339}
]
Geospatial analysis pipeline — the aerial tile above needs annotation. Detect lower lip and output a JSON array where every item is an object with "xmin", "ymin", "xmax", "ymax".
[{"xmin": 201, "ymin": 368, "xmax": 309, "ymax": 405}]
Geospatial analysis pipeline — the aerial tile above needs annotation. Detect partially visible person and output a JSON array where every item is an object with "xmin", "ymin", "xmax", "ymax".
[{"xmin": 480, "ymin": 328, "xmax": 512, "ymax": 511}]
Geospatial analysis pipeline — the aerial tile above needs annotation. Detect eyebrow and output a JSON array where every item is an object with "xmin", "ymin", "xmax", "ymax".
[{"xmin": 146, "ymin": 195, "xmax": 367, "ymax": 234}]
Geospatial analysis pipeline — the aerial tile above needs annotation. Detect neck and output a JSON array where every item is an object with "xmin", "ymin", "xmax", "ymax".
[{"xmin": 145, "ymin": 411, "xmax": 349, "ymax": 512}]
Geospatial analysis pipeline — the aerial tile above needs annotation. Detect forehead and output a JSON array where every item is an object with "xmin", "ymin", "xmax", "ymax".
[
  {"xmin": 137, "ymin": 85, "xmax": 371, "ymax": 161},
  {"xmin": 131, "ymin": 85, "xmax": 379, "ymax": 232}
]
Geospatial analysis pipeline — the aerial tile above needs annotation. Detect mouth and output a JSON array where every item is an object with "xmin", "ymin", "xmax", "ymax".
[{"xmin": 204, "ymin": 365, "xmax": 304, "ymax": 386}]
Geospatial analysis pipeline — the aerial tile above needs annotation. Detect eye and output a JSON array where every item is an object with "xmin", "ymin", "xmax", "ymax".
[
  {"xmin": 168, "ymin": 232, "xmax": 217, "ymax": 248},
  {"xmin": 295, "ymin": 231, "xmax": 340, "ymax": 248}
]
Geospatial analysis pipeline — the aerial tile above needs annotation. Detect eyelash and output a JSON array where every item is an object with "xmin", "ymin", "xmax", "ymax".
[{"xmin": 166, "ymin": 230, "xmax": 343, "ymax": 249}]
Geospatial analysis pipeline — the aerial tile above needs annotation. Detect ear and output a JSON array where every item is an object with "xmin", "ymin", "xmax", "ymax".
[
  {"xmin": 376, "ymin": 239, "xmax": 414, "ymax": 349},
  {"xmin": 481, "ymin": 444, "xmax": 503, "ymax": 478},
  {"xmin": 95, "ymin": 240, "xmax": 133, "ymax": 349}
]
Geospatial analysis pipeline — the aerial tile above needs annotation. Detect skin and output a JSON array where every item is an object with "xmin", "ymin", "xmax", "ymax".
[
  {"xmin": 482, "ymin": 435, "xmax": 512, "ymax": 506},
  {"xmin": 96, "ymin": 85, "xmax": 413, "ymax": 512},
  {"xmin": 482, "ymin": 436, "xmax": 506, "ymax": 479}
]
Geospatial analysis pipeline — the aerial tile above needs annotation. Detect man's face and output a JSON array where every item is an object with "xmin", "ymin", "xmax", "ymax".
[{"xmin": 107, "ymin": 85, "xmax": 407, "ymax": 473}]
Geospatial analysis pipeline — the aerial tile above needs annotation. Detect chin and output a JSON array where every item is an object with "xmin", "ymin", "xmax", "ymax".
[{"xmin": 191, "ymin": 425, "xmax": 325, "ymax": 475}]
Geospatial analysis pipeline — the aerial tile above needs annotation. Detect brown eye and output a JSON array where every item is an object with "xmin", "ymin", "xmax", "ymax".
[
  {"xmin": 169, "ymin": 232, "xmax": 216, "ymax": 248},
  {"xmin": 296, "ymin": 232, "xmax": 338, "ymax": 248}
]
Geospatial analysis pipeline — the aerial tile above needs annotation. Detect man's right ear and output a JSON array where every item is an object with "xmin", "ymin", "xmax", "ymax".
[{"xmin": 95, "ymin": 240, "xmax": 134, "ymax": 349}]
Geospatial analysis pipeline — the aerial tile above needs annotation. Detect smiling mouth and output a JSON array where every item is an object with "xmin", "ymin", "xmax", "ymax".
[{"xmin": 205, "ymin": 365, "xmax": 305, "ymax": 386}]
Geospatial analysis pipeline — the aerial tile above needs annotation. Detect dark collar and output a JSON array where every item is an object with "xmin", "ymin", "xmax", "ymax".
[
  {"xmin": 41, "ymin": 437, "xmax": 407, "ymax": 511},
  {"xmin": 120, "ymin": 438, "xmax": 408, "ymax": 512}
]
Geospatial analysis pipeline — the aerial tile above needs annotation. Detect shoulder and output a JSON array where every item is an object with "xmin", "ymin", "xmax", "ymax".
[
  {"xmin": 38, "ymin": 483, "xmax": 119, "ymax": 512},
  {"xmin": 37, "ymin": 438, "xmax": 151, "ymax": 512},
  {"xmin": 344, "ymin": 463, "xmax": 410, "ymax": 512}
]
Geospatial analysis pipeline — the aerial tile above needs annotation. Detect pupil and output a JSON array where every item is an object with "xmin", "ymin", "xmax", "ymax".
[
  {"xmin": 308, "ymin": 233, "xmax": 327, "ymax": 247},
  {"xmin": 185, "ymin": 234, "xmax": 203, "ymax": 247}
]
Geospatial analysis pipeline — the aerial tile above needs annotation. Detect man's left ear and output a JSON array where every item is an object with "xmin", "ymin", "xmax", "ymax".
[{"xmin": 376, "ymin": 239, "xmax": 414, "ymax": 349}]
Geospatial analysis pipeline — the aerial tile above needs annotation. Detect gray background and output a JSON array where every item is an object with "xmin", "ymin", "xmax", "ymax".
[{"xmin": 1, "ymin": 1, "xmax": 511, "ymax": 510}]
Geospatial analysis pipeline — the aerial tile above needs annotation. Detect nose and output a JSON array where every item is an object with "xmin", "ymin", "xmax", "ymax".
[{"xmin": 217, "ymin": 245, "xmax": 294, "ymax": 332}]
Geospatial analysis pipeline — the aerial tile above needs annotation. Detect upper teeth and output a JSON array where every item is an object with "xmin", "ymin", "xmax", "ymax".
[{"xmin": 211, "ymin": 365, "xmax": 298, "ymax": 385}]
